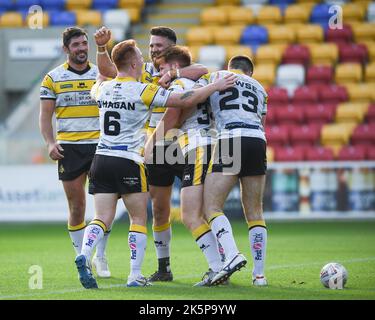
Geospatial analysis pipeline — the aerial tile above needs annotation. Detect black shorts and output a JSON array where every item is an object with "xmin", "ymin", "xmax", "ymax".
[
  {"xmin": 58, "ymin": 144, "xmax": 97, "ymax": 181},
  {"xmin": 181, "ymin": 145, "xmax": 212, "ymax": 188},
  {"xmin": 146, "ymin": 144, "xmax": 185, "ymax": 187},
  {"xmin": 209, "ymin": 137, "xmax": 267, "ymax": 177},
  {"xmin": 88, "ymin": 154, "xmax": 148, "ymax": 195}
]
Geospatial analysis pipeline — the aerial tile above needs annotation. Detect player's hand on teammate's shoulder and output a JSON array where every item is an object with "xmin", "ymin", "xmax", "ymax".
[
  {"xmin": 94, "ymin": 26, "xmax": 112, "ymax": 47},
  {"xmin": 47, "ymin": 142, "xmax": 64, "ymax": 161},
  {"xmin": 212, "ymin": 72, "xmax": 237, "ymax": 91}
]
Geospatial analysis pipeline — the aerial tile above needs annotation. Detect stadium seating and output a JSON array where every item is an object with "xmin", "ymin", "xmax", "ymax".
[
  {"xmin": 39, "ymin": 0, "xmax": 65, "ymax": 11},
  {"xmin": 343, "ymin": 3, "xmax": 366, "ymax": 23},
  {"xmin": 257, "ymin": 6, "xmax": 283, "ymax": 25},
  {"xmin": 75, "ymin": 10, "xmax": 102, "ymax": 26},
  {"xmin": 319, "ymin": 84, "xmax": 348, "ymax": 104},
  {"xmin": 368, "ymin": 2, "xmax": 375, "ymax": 21},
  {"xmin": 366, "ymin": 146, "xmax": 375, "ymax": 160},
  {"xmin": 290, "ymin": 124, "xmax": 320, "ymax": 147},
  {"xmin": 338, "ymin": 145, "xmax": 367, "ymax": 160},
  {"xmin": 275, "ymin": 105, "xmax": 304, "ymax": 125},
  {"xmin": 253, "ymin": 64, "xmax": 276, "ymax": 87},
  {"xmin": 240, "ymin": 25, "xmax": 268, "ymax": 51},
  {"xmin": 214, "ymin": 26, "xmax": 243, "ymax": 46},
  {"xmin": 186, "ymin": 27, "xmax": 214, "ymax": 46},
  {"xmin": 92, "ymin": 0, "xmax": 118, "ymax": 10},
  {"xmin": 199, "ymin": 46, "xmax": 226, "ymax": 71},
  {"xmin": 335, "ymin": 63, "xmax": 363, "ymax": 84},
  {"xmin": 292, "ymin": 86, "xmax": 319, "ymax": 106},
  {"xmin": 201, "ymin": 7, "xmax": 228, "ymax": 25},
  {"xmin": 339, "ymin": 43, "xmax": 368, "ymax": 64},
  {"xmin": 285, "ymin": 4, "xmax": 311, "ymax": 24},
  {"xmin": 365, "ymin": 104, "xmax": 375, "ymax": 123},
  {"xmin": 228, "ymin": 6, "xmax": 254, "ymax": 25},
  {"xmin": 275, "ymin": 146, "xmax": 306, "ymax": 162},
  {"xmin": 49, "ymin": 11, "xmax": 76, "ymax": 26},
  {"xmin": 282, "ymin": 44, "xmax": 310, "ymax": 66},
  {"xmin": 351, "ymin": 123, "xmax": 375, "ymax": 146},
  {"xmin": 65, "ymin": 0, "xmax": 92, "ymax": 11},
  {"xmin": 309, "ymin": 43, "xmax": 338, "ymax": 65},
  {"xmin": 307, "ymin": 65, "xmax": 333, "ymax": 84},
  {"xmin": 268, "ymin": 25, "xmax": 296, "ymax": 44},
  {"xmin": 304, "ymin": 103, "xmax": 336, "ymax": 127},
  {"xmin": 0, "ymin": 12, "xmax": 23, "ymax": 27},
  {"xmin": 267, "ymin": 86, "xmax": 289, "ymax": 106},
  {"xmin": 276, "ymin": 64, "xmax": 305, "ymax": 96},
  {"xmin": 305, "ymin": 146, "xmax": 335, "ymax": 161},
  {"xmin": 297, "ymin": 24, "xmax": 324, "ymax": 44},
  {"xmin": 225, "ymin": 45, "xmax": 253, "ymax": 62},
  {"xmin": 256, "ymin": 44, "xmax": 284, "ymax": 65},
  {"xmin": 346, "ymin": 83, "xmax": 374, "ymax": 103},
  {"xmin": 365, "ymin": 62, "xmax": 375, "ymax": 82},
  {"xmin": 326, "ymin": 25, "xmax": 353, "ymax": 44},
  {"xmin": 265, "ymin": 125, "xmax": 289, "ymax": 147},
  {"xmin": 310, "ymin": 3, "xmax": 331, "ymax": 28}
]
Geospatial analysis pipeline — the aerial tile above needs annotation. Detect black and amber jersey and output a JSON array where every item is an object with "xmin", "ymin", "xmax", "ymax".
[{"xmin": 40, "ymin": 62, "xmax": 99, "ymax": 144}]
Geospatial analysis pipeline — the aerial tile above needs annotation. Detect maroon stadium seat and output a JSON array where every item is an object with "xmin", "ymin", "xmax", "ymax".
[
  {"xmin": 319, "ymin": 85, "xmax": 348, "ymax": 104},
  {"xmin": 265, "ymin": 106, "xmax": 276, "ymax": 125},
  {"xmin": 265, "ymin": 125, "xmax": 289, "ymax": 147},
  {"xmin": 275, "ymin": 105, "xmax": 304, "ymax": 125},
  {"xmin": 365, "ymin": 104, "xmax": 375, "ymax": 124},
  {"xmin": 305, "ymin": 146, "xmax": 335, "ymax": 161},
  {"xmin": 326, "ymin": 24, "xmax": 353, "ymax": 44},
  {"xmin": 282, "ymin": 44, "xmax": 310, "ymax": 66},
  {"xmin": 306, "ymin": 65, "xmax": 333, "ymax": 84},
  {"xmin": 366, "ymin": 146, "xmax": 375, "ymax": 160},
  {"xmin": 338, "ymin": 145, "xmax": 367, "ymax": 161},
  {"xmin": 304, "ymin": 103, "xmax": 336, "ymax": 126},
  {"xmin": 339, "ymin": 43, "xmax": 368, "ymax": 64},
  {"xmin": 289, "ymin": 124, "xmax": 320, "ymax": 146},
  {"xmin": 267, "ymin": 86, "xmax": 289, "ymax": 106},
  {"xmin": 292, "ymin": 86, "xmax": 319, "ymax": 106},
  {"xmin": 351, "ymin": 123, "xmax": 375, "ymax": 146},
  {"xmin": 274, "ymin": 146, "xmax": 305, "ymax": 162}
]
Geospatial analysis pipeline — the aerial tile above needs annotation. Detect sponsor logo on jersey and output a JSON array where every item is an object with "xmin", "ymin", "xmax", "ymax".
[
  {"xmin": 77, "ymin": 82, "xmax": 88, "ymax": 89},
  {"xmin": 60, "ymin": 84, "xmax": 73, "ymax": 89}
]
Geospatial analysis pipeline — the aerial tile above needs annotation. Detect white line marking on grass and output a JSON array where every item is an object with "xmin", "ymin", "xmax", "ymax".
[{"xmin": 1, "ymin": 257, "xmax": 374, "ymax": 299}]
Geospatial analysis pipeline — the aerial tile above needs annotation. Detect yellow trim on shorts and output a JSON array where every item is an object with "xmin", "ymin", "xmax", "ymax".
[
  {"xmin": 153, "ymin": 222, "xmax": 171, "ymax": 232},
  {"xmin": 57, "ymin": 131, "xmax": 100, "ymax": 141},
  {"xmin": 90, "ymin": 219, "xmax": 107, "ymax": 233},
  {"xmin": 130, "ymin": 224, "xmax": 147, "ymax": 234},
  {"xmin": 247, "ymin": 220, "xmax": 266, "ymax": 230},
  {"xmin": 139, "ymin": 163, "xmax": 147, "ymax": 193},
  {"xmin": 152, "ymin": 107, "xmax": 166, "ymax": 113},
  {"xmin": 193, "ymin": 146, "xmax": 204, "ymax": 186},
  {"xmin": 208, "ymin": 212, "xmax": 224, "ymax": 225},
  {"xmin": 192, "ymin": 223, "xmax": 210, "ymax": 240},
  {"xmin": 68, "ymin": 221, "xmax": 86, "ymax": 231},
  {"xmin": 207, "ymin": 157, "xmax": 213, "ymax": 174}
]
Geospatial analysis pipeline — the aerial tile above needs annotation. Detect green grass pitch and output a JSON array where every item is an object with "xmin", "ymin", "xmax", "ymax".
[{"xmin": 0, "ymin": 220, "xmax": 374, "ymax": 300}]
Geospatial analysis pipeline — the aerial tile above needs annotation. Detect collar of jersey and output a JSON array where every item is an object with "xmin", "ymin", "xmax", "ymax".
[
  {"xmin": 228, "ymin": 69, "xmax": 245, "ymax": 75},
  {"xmin": 114, "ymin": 76, "xmax": 137, "ymax": 82}
]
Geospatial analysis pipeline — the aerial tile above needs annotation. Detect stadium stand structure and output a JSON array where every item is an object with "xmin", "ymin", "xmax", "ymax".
[{"xmin": 0, "ymin": 0, "xmax": 375, "ymax": 163}]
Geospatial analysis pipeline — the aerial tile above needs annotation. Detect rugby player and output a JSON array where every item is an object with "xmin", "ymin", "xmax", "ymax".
[
  {"xmin": 94, "ymin": 26, "xmax": 208, "ymax": 282},
  {"xmin": 196, "ymin": 56, "xmax": 268, "ymax": 286},
  {"xmin": 39, "ymin": 27, "xmax": 111, "ymax": 278},
  {"xmin": 145, "ymin": 46, "xmax": 227, "ymax": 286},
  {"xmin": 74, "ymin": 39, "xmax": 236, "ymax": 289}
]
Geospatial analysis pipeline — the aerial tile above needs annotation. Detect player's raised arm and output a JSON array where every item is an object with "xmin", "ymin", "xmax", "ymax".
[
  {"xmin": 165, "ymin": 73, "xmax": 236, "ymax": 109},
  {"xmin": 158, "ymin": 63, "xmax": 208, "ymax": 88},
  {"xmin": 95, "ymin": 26, "xmax": 117, "ymax": 78}
]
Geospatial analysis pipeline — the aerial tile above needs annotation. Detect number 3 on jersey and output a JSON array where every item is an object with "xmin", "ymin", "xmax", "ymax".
[{"xmin": 219, "ymin": 88, "xmax": 258, "ymax": 113}]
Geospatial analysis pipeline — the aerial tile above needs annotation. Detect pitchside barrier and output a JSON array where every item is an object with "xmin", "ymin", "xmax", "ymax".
[{"xmin": 0, "ymin": 161, "xmax": 374, "ymax": 222}]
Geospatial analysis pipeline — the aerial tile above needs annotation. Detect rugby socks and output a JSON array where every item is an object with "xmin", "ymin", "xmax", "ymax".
[
  {"xmin": 128, "ymin": 224, "xmax": 147, "ymax": 278},
  {"xmin": 81, "ymin": 219, "xmax": 106, "ymax": 261},
  {"xmin": 209, "ymin": 212, "xmax": 239, "ymax": 261},
  {"xmin": 153, "ymin": 222, "xmax": 172, "ymax": 273},
  {"xmin": 248, "ymin": 220, "xmax": 267, "ymax": 277},
  {"xmin": 217, "ymin": 240, "xmax": 226, "ymax": 263},
  {"xmin": 193, "ymin": 223, "xmax": 222, "ymax": 272},
  {"xmin": 68, "ymin": 221, "xmax": 86, "ymax": 255},
  {"xmin": 96, "ymin": 228, "xmax": 111, "ymax": 258}
]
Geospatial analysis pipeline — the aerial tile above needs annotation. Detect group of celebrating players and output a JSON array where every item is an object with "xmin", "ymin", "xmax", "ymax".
[{"xmin": 39, "ymin": 25, "xmax": 268, "ymax": 289}]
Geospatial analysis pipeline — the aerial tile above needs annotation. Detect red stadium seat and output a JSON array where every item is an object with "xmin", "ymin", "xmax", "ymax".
[
  {"xmin": 267, "ymin": 87, "xmax": 289, "ymax": 106},
  {"xmin": 319, "ymin": 85, "xmax": 348, "ymax": 104},
  {"xmin": 305, "ymin": 146, "xmax": 335, "ymax": 161},
  {"xmin": 351, "ymin": 124, "xmax": 375, "ymax": 146},
  {"xmin": 289, "ymin": 124, "xmax": 320, "ymax": 147},
  {"xmin": 282, "ymin": 44, "xmax": 310, "ymax": 66},
  {"xmin": 306, "ymin": 65, "xmax": 333, "ymax": 84},
  {"xmin": 265, "ymin": 125, "xmax": 289, "ymax": 147},
  {"xmin": 339, "ymin": 43, "xmax": 368, "ymax": 64},
  {"xmin": 366, "ymin": 146, "xmax": 375, "ymax": 160},
  {"xmin": 292, "ymin": 86, "xmax": 319, "ymax": 106},
  {"xmin": 275, "ymin": 105, "xmax": 304, "ymax": 125},
  {"xmin": 325, "ymin": 24, "xmax": 353, "ymax": 44},
  {"xmin": 274, "ymin": 146, "xmax": 305, "ymax": 162},
  {"xmin": 304, "ymin": 103, "xmax": 336, "ymax": 127},
  {"xmin": 338, "ymin": 145, "xmax": 366, "ymax": 161},
  {"xmin": 265, "ymin": 107, "xmax": 276, "ymax": 125},
  {"xmin": 365, "ymin": 104, "xmax": 375, "ymax": 124}
]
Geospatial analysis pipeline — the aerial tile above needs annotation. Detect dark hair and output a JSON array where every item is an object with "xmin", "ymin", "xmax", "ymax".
[
  {"xmin": 150, "ymin": 26, "xmax": 177, "ymax": 44},
  {"xmin": 111, "ymin": 39, "xmax": 137, "ymax": 71},
  {"xmin": 155, "ymin": 45, "xmax": 191, "ymax": 68},
  {"xmin": 62, "ymin": 27, "xmax": 88, "ymax": 47},
  {"xmin": 228, "ymin": 55, "xmax": 254, "ymax": 75}
]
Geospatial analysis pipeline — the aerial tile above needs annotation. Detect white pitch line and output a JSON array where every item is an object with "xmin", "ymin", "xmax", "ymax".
[{"xmin": 1, "ymin": 257, "xmax": 374, "ymax": 300}]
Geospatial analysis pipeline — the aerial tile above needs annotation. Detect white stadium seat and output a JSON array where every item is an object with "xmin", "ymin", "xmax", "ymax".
[
  {"xmin": 368, "ymin": 3, "xmax": 375, "ymax": 22},
  {"xmin": 198, "ymin": 45, "xmax": 226, "ymax": 71},
  {"xmin": 102, "ymin": 10, "xmax": 130, "ymax": 41},
  {"xmin": 276, "ymin": 64, "xmax": 305, "ymax": 97}
]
